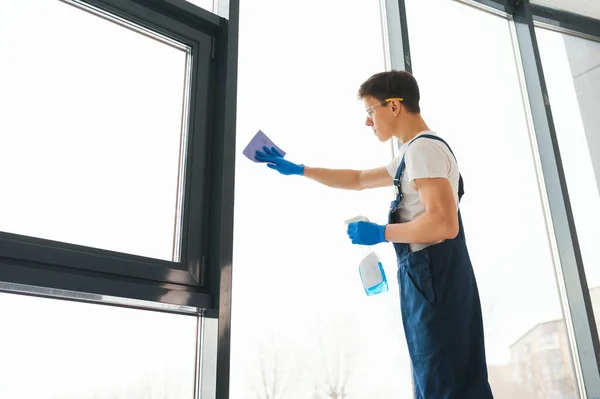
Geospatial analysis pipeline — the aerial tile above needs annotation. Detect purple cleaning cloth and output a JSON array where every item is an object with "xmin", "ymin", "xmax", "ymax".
[{"xmin": 242, "ymin": 130, "xmax": 286, "ymax": 163}]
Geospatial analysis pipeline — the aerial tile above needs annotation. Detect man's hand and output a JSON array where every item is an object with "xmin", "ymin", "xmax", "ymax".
[
  {"xmin": 255, "ymin": 147, "xmax": 305, "ymax": 176},
  {"xmin": 347, "ymin": 221, "xmax": 387, "ymax": 245}
]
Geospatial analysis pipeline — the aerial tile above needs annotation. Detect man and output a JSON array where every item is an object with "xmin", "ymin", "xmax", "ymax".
[{"xmin": 255, "ymin": 70, "xmax": 493, "ymax": 399}]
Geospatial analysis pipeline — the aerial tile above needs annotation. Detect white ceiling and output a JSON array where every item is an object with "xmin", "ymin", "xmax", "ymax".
[{"xmin": 533, "ymin": 0, "xmax": 600, "ymax": 20}]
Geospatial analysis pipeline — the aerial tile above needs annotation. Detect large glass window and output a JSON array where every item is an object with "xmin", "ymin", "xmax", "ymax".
[
  {"xmin": 537, "ymin": 27, "xmax": 600, "ymax": 339},
  {"xmin": 0, "ymin": 0, "xmax": 191, "ymax": 261},
  {"xmin": 0, "ymin": 292, "xmax": 198, "ymax": 399},
  {"xmin": 231, "ymin": 0, "xmax": 413, "ymax": 397},
  {"xmin": 405, "ymin": 1, "xmax": 578, "ymax": 397}
]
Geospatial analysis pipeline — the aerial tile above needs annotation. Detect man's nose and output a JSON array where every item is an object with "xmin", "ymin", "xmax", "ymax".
[{"xmin": 365, "ymin": 117, "xmax": 373, "ymax": 127}]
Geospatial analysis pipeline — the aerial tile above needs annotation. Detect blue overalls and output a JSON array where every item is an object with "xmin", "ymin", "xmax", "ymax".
[{"xmin": 388, "ymin": 134, "xmax": 494, "ymax": 399}]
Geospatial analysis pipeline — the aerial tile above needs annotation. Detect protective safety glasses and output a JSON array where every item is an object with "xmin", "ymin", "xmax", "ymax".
[{"xmin": 366, "ymin": 97, "xmax": 403, "ymax": 119}]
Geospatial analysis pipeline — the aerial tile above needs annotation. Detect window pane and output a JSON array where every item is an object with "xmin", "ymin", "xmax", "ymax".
[
  {"xmin": 0, "ymin": 292, "xmax": 197, "ymax": 398},
  {"xmin": 184, "ymin": 0, "xmax": 214, "ymax": 13},
  {"xmin": 405, "ymin": 1, "xmax": 578, "ymax": 397},
  {"xmin": 200, "ymin": 317, "xmax": 218, "ymax": 399},
  {"xmin": 537, "ymin": 27, "xmax": 600, "ymax": 350},
  {"xmin": 0, "ymin": 1, "xmax": 190, "ymax": 261},
  {"xmin": 231, "ymin": 0, "xmax": 412, "ymax": 398}
]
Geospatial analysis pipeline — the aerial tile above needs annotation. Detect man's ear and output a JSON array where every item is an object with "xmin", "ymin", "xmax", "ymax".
[{"xmin": 391, "ymin": 100, "xmax": 401, "ymax": 116}]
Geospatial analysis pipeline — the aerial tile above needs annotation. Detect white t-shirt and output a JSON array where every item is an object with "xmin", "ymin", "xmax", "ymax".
[{"xmin": 386, "ymin": 131, "xmax": 460, "ymax": 252}]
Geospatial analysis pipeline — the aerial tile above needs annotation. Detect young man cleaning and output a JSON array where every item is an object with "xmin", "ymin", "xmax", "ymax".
[{"xmin": 255, "ymin": 70, "xmax": 494, "ymax": 399}]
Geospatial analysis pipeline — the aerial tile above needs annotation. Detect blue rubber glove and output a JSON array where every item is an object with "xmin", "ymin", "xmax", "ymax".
[
  {"xmin": 255, "ymin": 146, "xmax": 305, "ymax": 176},
  {"xmin": 347, "ymin": 221, "xmax": 387, "ymax": 245}
]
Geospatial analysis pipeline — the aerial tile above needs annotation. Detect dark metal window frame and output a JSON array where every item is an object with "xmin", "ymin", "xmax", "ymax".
[
  {"xmin": 384, "ymin": 0, "xmax": 600, "ymax": 397},
  {"xmin": 531, "ymin": 2, "xmax": 600, "ymax": 39},
  {"xmin": 0, "ymin": 0, "xmax": 238, "ymax": 312}
]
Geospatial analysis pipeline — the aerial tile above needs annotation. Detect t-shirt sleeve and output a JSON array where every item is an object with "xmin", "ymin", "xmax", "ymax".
[
  {"xmin": 405, "ymin": 139, "xmax": 452, "ymax": 188},
  {"xmin": 386, "ymin": 156, "xmax": 402, "ymax": 178}
]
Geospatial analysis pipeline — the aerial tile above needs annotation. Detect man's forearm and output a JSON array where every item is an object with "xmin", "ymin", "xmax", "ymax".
[
  {"xmin": 384, "ymin": 210, "xmax": 459, "ymax": 244},
  {"xmin": 303, "ymin": 167, "xmax": 362, "ymax": 190}
]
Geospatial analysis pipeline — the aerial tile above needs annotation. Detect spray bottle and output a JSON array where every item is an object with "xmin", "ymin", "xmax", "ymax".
[{"xmin": 344, "ymin": 215, "xmax": 389, "ymax": 296}]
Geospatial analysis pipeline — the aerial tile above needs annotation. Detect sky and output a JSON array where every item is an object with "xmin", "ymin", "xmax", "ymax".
[{"xmin": 0, "ymin": 0, "xmax": 599, "ymax": 398}]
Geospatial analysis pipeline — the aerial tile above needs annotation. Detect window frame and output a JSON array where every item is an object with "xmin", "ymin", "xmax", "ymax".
[
  {"xmin": 0, "ymin": 0, "xmax": 236, "ymax": 311},
  {"xmin": 531, "ymin": 2, "xmax": 600, "ymax": 39}
]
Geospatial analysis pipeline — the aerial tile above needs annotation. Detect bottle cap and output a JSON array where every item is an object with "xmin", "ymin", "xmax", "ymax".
[{"xmin": 344, "ymin": 215, "xmax": 370, "ymax": 225}]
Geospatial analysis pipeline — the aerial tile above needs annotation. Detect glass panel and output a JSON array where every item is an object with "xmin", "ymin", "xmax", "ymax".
[
  {"xmin": 0, "ymin": 292, "xmax": 197, "ymax": 398},
  {"xmin": 231, "ymin": 0, "xmax": 412, "ymax": 398},
  {"xmin": 531, "ymin": 0, "xmax": 600, "ymax": 20},
  {"xmin": 184, "ymin": 0, "xmax": 215, "ymax": 13},
  {"xmin": 0, "ymin": 0, "xmax": 190, "ymax": 261},
  {"xmin": 537, "ymin": 27, "xmax": 600, "ymax": 350},
  {"xmin": 405, "ymin": 1, "xmax": 578, "ymax": 398},
  {"xmin": 200, "ymin": 317, "xmax": 218, "ymax": 399}
]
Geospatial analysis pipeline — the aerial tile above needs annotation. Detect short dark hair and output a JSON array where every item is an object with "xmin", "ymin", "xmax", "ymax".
[{"xmin": 358, "ymin": 70, "xmax": 420, "ymax": 113}]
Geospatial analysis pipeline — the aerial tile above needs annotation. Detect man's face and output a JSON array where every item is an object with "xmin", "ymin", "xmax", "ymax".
[{"xmin": 363, "ymin": 96, "xmax": 398, "ymax": 142}]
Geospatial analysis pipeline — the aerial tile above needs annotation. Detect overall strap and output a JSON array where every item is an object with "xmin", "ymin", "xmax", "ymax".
[{"xmin": 394, "ymin": 134, "xmax": 465, "ymax": 201}]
